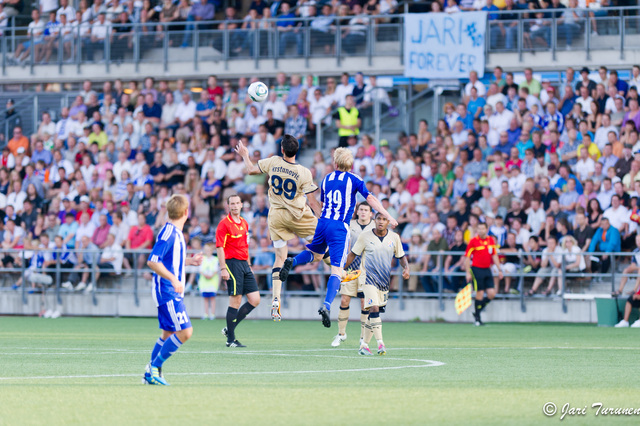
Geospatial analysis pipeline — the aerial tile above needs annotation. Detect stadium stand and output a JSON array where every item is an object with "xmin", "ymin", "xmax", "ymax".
[{"xmin": 1, "ymin": 0, "xmax": 640, "ymax": 321}]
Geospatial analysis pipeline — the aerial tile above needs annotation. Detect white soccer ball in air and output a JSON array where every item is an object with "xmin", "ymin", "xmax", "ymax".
[{"xmin": 248, "ymin": 81, "xmax": 269, "ymax": 103}]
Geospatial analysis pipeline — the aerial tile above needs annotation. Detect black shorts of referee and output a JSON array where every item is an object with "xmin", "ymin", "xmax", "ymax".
[
  {"xmin": 471, "ymin": 266, "xmax": 494, "ymax": 291},
  {"xmin": 225, "ymin": 258, "xmax": 259, "ymax": 296}
]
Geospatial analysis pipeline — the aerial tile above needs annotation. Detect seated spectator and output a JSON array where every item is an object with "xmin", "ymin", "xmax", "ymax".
[
  {"xmin": 407, "ymin": 230, "xmax": 427, "ymax": 292},
  {"xmin": 561, "ymin": 235, "xmax": 585, "ymax": 288},
  {"xmin": 180, "ymin": 0, "xmax": 214, "ymax": 48},
  {"xmin": 277, "ymin": 2, "xmax": 302, "ymax": 57},
  {"xmin": 251, "ymin": 124, "xmax": 276, "ymax": 158},
  {"xmin": 285, "ymin": 104, "xmax": 307, "ymax": 145},
  {"xmin": 88, "ymin": 12, "xmax": 113, "ymax": 62},
  {"xmin": 528, "ymin": 235, "xmax": 562, "ymax": 296},
  {"xmin": 311, "ymin": 4, "xmax": 335, "ymax": 54},
  {"xmin": 11, "ymin": 9, "xmax": 45, "ymax": 64},
  {"xmin": 124, "ymin": 212, "xmax": 154, "ymax": 271},
  {"xmin": 588, "ymin": 217, "xmax": 621, "ymax": 273},
  {"xmin": 421, "ymin": 228, "xmax": 449, "ymax": 293},
  {"xmin": 58, "ymin": 212, "xmax": 78, "ymax": 249},
  {"xmin": 614, "ymin": 285, "xmax": 640, "ymax": 327},
  {"xmin": 92, "ymin": 213, "xmax": 111, "ymax": 249},
  {"xmin": 91, "ymin": 233, "xmax": 123, "ymax": 292}
]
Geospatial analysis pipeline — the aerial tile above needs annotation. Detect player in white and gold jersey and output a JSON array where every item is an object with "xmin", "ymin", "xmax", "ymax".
[
  {"xmin": 344, "ymin": 212, "xmax": 410, "ymax": 355},
  {"xmin": 331, "ymin": 202, "xmax": 374, "ymax": 347},
  {"xmin": 236, "ymin": 134, "xmax": 321, "ymax": 321}
]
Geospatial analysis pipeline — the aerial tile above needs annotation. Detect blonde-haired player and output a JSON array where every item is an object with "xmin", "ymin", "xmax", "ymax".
[
  {"xmin": 279, "ymin": 147, "xmax": 398, "ymax": 328},
  {"xmin": 235, "ymin": 134, "xmax": 321, "ymax": 321},
  {"xmin": 344, "ymin": 212, "xmax": 410, "ymax": 355},
  {"xmin": 144, "ymin": 194, "xmax": 203, "ymax": 385}
]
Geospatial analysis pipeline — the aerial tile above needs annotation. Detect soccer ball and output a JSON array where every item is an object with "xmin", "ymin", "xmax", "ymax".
[{"xmin": 248, "ymin": 81, "xmax": 269, "ymax": 102}]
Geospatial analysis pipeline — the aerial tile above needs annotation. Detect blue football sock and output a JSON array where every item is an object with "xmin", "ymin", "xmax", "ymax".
[
  {"xmin": 151, "ymin": 337, "xmax": 165, "ymax": 362},
  {"xmin": 292, "ymin": 250, "xmax": 314, "ymax": 268},
  {"xmin": 151, "ymin": 334, "xmax": 182, "ymax": 368},
  {"xmin": 323, "ymin": 274, "xmax": 342, "ymax": 310}
]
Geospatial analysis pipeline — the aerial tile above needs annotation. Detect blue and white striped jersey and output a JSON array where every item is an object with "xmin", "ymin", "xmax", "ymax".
[
  {"xmin": 148, "ymin": 222, "xmax": 187, "ymax": 307},
  {"xmin": 320, "ymin": 171, "xmax": 370, "ymax": 224}
]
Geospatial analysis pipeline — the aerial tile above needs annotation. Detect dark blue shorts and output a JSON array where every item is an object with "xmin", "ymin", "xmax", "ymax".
[
  {"xmin": 306, "ymin": 219, "xmax": 350, "ymax": 268},
  {"xmin": 158, "ymin": 298, "xmax": 192, "ymax": 332},
  {"xmin": 202, "ymin": 292, "xmax": 216, "ymax": 298}
]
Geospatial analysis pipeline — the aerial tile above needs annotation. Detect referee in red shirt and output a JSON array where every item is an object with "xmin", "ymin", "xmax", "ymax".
[
  {"xmin": 216, "ymin": 194, "xmax": 260, "ymax": 347},
  {"xmin": 464, "ymin": 221, "xmax": 503, "ymax": 326}
]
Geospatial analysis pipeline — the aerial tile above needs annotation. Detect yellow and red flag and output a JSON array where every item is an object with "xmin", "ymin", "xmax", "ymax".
[{"xmin": 455, "ymin": 284, "xmax": 473, "ymax": 315}]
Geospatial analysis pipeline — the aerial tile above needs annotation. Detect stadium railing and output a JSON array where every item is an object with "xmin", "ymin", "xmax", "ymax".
[
  {"xmin": 2, "ymin": 7, "xmax": 640, "ymax": 77},
  {"xmin": 0, "ymin": 248, "xmax": 633, "ymax": 314}
]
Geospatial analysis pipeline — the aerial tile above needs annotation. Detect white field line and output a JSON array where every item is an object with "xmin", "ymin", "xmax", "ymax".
[
  {"xmin": 0, "ymin": 353, "xmax": 444, "ymax": 381},
  {"xmin": 2, "ymin": 346, "xmax": 640, "ymax": 354}
]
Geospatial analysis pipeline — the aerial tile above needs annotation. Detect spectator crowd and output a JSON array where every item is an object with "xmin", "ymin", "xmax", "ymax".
[
  {"xmin": 2, "ymin": 63, "xmax": 640, "ymax": 297},
  {"xmin": 0, "ymin": 71, "xmax": 385, "ymax": 293}
]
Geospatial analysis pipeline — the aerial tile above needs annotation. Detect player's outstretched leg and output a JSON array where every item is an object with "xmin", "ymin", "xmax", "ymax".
[
  {"xmin": 319, "ymin": 274, "xmax": 342, "ymax": 328},
  {"xmin": 271, "ymin": 268, "xmax": 282, "ymax": 321},
  {"xmin": 280, "ymin": 250, "xmax": 315, "ymax": 282}
]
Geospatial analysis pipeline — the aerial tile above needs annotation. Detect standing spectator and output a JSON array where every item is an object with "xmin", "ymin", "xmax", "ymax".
[{"xmin": 334, "ymin": 95, "xmax": 360, "ymax": 148}]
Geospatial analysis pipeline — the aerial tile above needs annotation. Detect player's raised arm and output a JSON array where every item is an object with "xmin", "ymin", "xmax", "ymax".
[
  {"xmin": 235, "ymin": 140, "xmax": 261, "ymax": 175},
  {"xmin": 365, "ymin": 194, "xmax": 398, "ymax": 228}
]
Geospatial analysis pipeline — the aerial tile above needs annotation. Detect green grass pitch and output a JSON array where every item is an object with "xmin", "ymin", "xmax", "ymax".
[{"xmin": 1, "ymin": 317, "xmax": 639, "ymax": 425}]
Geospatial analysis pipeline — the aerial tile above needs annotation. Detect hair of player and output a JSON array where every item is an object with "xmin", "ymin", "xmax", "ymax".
[
  {"xmin": 352, "ymin": 201, "xmax": 372, "ymax": 220},
  {"xmin": 281, "ymin": 134, "xmax": 299, "ymax": 158},
  {"xmin": 226, "ymin": 193, "xmax": 241, "ymax": 204},
  {"xmin": 334, "ymin": 147, "xmax": 354, "ymax": 171},
  {"xmin": 167, "ymin": 194, "xmax": 189, "ymax": 220},
  {"xmin": 477, "ymin": 221, "xmax": 488, "ymax": 228}
]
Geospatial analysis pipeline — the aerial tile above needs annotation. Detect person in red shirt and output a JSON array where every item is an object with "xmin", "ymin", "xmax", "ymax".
[
  {"xmin": 207, "ymin": 75, "xmax": 223, "ymax": 99},
  {"xmin": 125, "ymin": 213, "xmax": 155, "ymax": 271},
  {"xmin": 215, "ymin": 194, "xmax": 260, "ymax": 347},
  {"xmin": 464, "ymin": 221, "xmax": 503, "ymax": 326}
]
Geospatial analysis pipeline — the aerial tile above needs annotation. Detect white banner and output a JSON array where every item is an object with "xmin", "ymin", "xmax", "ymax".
[{"xmin": 404, "ymin": 12, "xmax": 487, "ymax": 79}]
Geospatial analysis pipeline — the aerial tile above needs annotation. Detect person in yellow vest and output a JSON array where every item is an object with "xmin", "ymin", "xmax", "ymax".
[
  {"xmin": 334, "ymin": 94, "xmax": 361, "ymax": 148},
  {"xmin": 199, "ymin": 243, "xmax": 220, "ymax": 320}
]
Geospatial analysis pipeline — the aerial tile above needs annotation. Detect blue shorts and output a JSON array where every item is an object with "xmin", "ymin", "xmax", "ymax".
[
  {"xmin": 22, "ymin": 40, "xmax": 43, "ymax": 49},
  {"xmin": 202, "ymin": 292, "xmax": 216, "ymax": 298},
  {"xmin": 306, "ymin": 219, "xmax": 350, "ymax": 268},
  {"xmin": 158, "ymin": 298, "xmax": 192, "ymax": 332}
]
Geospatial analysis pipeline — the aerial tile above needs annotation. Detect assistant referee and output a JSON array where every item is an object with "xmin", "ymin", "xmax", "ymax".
[
  {"xmin": 464, "ymin": 222, "xmax": 503, "ymax": 326},
  {"xmin": 216, "ymin": 194, "xmax": 260, "ymax": 347}
]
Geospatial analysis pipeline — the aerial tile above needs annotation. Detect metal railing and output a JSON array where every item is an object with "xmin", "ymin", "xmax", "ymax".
[
  {"xmin": 0, "ymin": 248, "xmax": 635, "ymax": 315},
  {"xmin": 487, "ymin": 6, "xmax": 640, "ymax": 61},
  {"xmin": 2, "ymin": 7, "xmax": 640, "ymax": 76}
]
